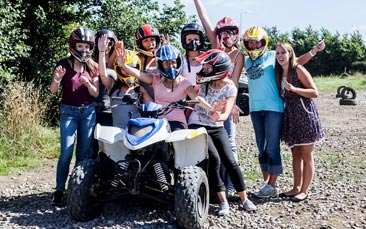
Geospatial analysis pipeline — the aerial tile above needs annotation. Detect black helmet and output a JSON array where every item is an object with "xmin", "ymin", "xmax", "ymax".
[
  {"xmin": 180, "ymin": 23, "xmax": 204, "ymax": 51},
  {"xmin": 196, "ymin": 49, "xmax": 231, "ymax": 84},
  {"xmin": 95, "ymin": 29, "xmax": 117, "ymax": 57},
  {"xmin": 68, "ymin": 28, "xmax": 95, "ymax": 62}
]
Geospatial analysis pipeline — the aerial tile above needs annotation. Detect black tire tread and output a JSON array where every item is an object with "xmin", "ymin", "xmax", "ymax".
[
  {"xmin": 175, "ymin": 166, "xmax": 209, "ymax": 229},
  {"xmin": 67, "ymin": 159, "xmax": 103, "ymax": 221}
]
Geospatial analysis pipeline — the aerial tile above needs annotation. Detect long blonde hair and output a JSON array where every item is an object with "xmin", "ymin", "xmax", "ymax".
[{"xmin": 275, "ymin": 43, "xmax": 296, "ymax": 96}]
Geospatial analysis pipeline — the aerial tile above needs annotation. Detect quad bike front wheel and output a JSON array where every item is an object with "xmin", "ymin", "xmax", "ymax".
[
  {"xmin": 67, "ymin": 159, "xmax": 104, "ymax": 221},
  {"xmin": 175, "ymin": 166, "xmax": 209, "ymax": 229}
]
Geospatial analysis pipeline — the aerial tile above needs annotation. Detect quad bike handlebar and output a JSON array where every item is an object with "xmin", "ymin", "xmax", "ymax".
[{"xmin": 140, "ymin": 100, "xmax": 198, "ymax": 118}]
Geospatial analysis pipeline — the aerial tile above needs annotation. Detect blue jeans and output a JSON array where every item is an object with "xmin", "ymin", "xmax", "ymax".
[
  {"xmin": 250, "ymin": 111, "xmax": 284, "ymax": 175},
  {"xmin": 56, "ymin": 103, "xmax": 96, "ymax": 191},
  {"xmin": 223, "ymin": 118, "xmax": 238, "ymax": 191},
  {"xmin": 224, "ymin": 118, "xmax": 238, "ymax": 161}
]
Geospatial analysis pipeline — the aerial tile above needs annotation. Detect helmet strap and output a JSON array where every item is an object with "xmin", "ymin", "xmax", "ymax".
[{"xmin": 186, "ymin": 53, "xmax": 191, "ymax": 73}]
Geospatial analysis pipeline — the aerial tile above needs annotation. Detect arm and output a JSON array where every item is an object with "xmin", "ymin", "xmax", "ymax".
[
  {"xmin": 297, "ymin": 40, "xmax": 326, "ymax": 65},
  {"xmin": 228, "ymin": 52, "xmax": 245, "ymax": 122},
  {"xmin": 79, "ymin": 75, "xmax": 99, "ymax": 98},
  {"xmin": 50, "ymin": 65, "xmax": 66, "ymax": 94},
  {"xmin": 98, "ymin": 35, "xmax": 115, "ymax": 91},
  {"xmin": 116, "ymin": 48, "xmax": 153, "ymax": 85},
  {"xmin": 139, "ymin": 86, "xmax": 153, "ymax": 104},
  {"xmin": 285, "ymin": 65, "xmax": 318, "ymax": 98},
  {"xmin": 210, "ymin": 95, "xmax": 236, "ymax": 122},
  {"xmin": 230, "ymin": 51, "xmax": 244, "ymax": 87},
  {"xmin": 186, "ymin": 85, "xmax": 214, "ymax": 111},
  {"xmin": 193, "ymin": 0, "xmax": 219, "ymax": 48}
]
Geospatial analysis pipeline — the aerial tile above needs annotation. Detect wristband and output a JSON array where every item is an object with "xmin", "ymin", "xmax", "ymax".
[
  {"xmin": 53, "ymin": 77, "xmax": 61, "ymax": 84},
  {"xmin": 309, "ymin": 50, "xmax": 316, "ymax": 57}
]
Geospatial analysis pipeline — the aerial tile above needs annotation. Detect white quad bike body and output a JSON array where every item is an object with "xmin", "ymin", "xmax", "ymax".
[{"xmin": 67, "ymin": 101, "xmax": 210, "ymax": 229}]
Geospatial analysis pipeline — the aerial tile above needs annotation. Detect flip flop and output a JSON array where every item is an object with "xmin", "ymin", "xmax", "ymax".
[
  {"xmin": 279, "ymin": 192, "xmax": 296, "ymax": 198},
  {"xmin": 291, "ymin": 194, "xmax": 308, "ymax": 202}
]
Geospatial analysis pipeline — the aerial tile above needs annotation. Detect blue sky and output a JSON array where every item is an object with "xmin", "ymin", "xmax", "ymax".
[{"xmin": 157, "ymin": 0, "xmax": 366, "ymax": 38}]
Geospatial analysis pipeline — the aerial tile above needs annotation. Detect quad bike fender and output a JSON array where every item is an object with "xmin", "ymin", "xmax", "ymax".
[
  {"xmin": 94, "ymin": 123, "xmax": 129, "ymax": 162},
  {"xmin": 165, "ymin": 127, "xmax": 208, "ymax": 169}
]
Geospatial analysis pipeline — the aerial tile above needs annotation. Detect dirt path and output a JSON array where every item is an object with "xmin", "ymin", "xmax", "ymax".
[{"xmin": 1, "ymin": 90, "xmax": 365, "ymax": 228}]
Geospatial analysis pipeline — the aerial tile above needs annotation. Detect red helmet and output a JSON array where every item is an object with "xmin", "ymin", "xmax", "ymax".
[
  {"xmin": 68, "ymin": 28, "xmax": 95, "ymax": 62},
  {"xmin": 215, "ymin": 17, "xmax": 240, "ymax": 48},
  {"xmin": 135, "ymin": 24, "xmax": 161, "ymax": 56},
  {"xmin": 196, "ymin": 49, "xmax": 231, "ymax": 84}
]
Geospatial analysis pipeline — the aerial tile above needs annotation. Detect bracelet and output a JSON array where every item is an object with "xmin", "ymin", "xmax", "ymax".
[
  {"xmin": 309, "ymin": 50, "xmax": 316, "ymax": 57},
  {"xmin": 99, "ymin": 50, "xmax": 106, "ymax": 52},
  {"xmin": 53, "ymin": 77, "xmax": 61, "ymax": 84}
]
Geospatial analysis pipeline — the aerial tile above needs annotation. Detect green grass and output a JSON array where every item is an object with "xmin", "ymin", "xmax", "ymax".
[
  {"xmin": 314, "ymin": 73, "xmax": 366, "ymax": 91},
  {"xmin": 0, "ymin": 81, "xmax": 60, "ymax": 175}
]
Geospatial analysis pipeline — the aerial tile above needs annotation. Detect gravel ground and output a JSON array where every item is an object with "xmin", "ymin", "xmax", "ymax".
[{"xmin": 1, "ymin": 90, "xmax": 366, "ymax": 229}]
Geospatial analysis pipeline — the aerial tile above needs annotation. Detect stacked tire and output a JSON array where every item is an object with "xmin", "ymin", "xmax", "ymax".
[{"xmin": 336, "ymin": 85, "xmax": 357, "ymax": 105}]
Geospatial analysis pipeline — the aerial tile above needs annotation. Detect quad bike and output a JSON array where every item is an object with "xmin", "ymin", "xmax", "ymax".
[{"xmin": 66, "ymin": 99, "xmax": 210, "ymax": 229}]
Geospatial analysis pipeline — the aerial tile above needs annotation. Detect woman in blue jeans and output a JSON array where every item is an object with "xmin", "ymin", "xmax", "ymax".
[{"xmin": 50, "ymin": 27, "xmax": 99, "ymax": 206}]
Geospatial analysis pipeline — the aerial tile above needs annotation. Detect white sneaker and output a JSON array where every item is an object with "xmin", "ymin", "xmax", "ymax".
[
  {"xmin": 218, "ymin": 202, "xmax": 230, "ymax": 216},
  {"xmin": 253, "ymin": 183, "xmax": 278, "ymax": 198},
  {"xmin": 243, "ymin": 199, "xmax": 257, "ymax": 211}
]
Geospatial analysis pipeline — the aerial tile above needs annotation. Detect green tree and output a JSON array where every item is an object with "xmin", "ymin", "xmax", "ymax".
[
  {"xmin": 0, "ymin": 0, "xmax": 31, "ymax": 82},
  {"xmin": 91, "ymin": 0, "xmax": 194, "ymax": 50},
  {"xmin": 18, "ymin": 0, "xmax": 98, "ymax": 84}
]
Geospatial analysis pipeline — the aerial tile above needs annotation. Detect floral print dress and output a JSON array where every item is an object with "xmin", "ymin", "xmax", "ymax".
[{"xmin": 283, "ymin": 65, "xmax": 324, "ymax": 148}]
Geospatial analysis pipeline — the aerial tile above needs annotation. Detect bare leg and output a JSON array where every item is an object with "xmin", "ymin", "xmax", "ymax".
[
  {"xmin": 298, "ymin": 144, "xmax": 314, "ymax": 196},
  {"xmin": 238, "ymin": 191, "xmax": 247, "ymax": 202},
  {"xmin": 285, "ymin": 147, "xmax": 303, "ymax": 195},
  {"xmin": 217, "ymin": 191, "xmax": 227, "ymax": 204},
  {"xmin": 262, "ymin": 172, "xmax": 269, "ymax": 183},
  {"xmin": 268, "ymin": 174, "xmax": 278, "ymax": 187}
]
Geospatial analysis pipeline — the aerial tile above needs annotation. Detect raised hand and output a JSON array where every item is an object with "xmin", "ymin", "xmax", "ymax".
[
  {"xmin": 116, "ymin": 42, "xmax": 126, "ymax": 67},
  {"xmin": 161, "ymin": 34, "xmax": 170, "ymax": 45},
  {"xmin": 54, "ymin": 65, "xmax": 66, "ymax": 80},
  {"xmin": 98, "ymin": 34, "xmax": 109, "ymax": 52}
]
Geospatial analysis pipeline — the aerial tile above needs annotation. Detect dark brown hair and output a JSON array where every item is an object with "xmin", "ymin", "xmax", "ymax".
[{"xmin": 275, "ymin": 43, "xmax": 296, "ymax": 96}]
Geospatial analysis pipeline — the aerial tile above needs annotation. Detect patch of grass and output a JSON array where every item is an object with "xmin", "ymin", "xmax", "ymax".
[
  {"xmin": 243, "ymin": 171, "xmax": 261, "ymax": 181},
  {"xmin": 314, "ymin": 73, "xmax": 366, "ymax": 91},
  {"xmin": 0, "ymin": 81, "xmax": 60, "ymax": 175}
]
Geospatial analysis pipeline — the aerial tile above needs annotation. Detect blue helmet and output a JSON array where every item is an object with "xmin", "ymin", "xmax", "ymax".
[{"xmin": 155, "ymin": 45, "xmax": 183, "ymax": 80}]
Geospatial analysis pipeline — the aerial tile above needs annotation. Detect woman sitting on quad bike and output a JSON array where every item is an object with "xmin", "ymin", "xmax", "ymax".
[
  {"xmin": 116, "ymin": 43, "xmax": 215, "ymax": 131},
  {"xmin": 188, "ymin": 49, "xmax": 257, "ymax": 215},
  {"xmin": 98, "ymin": 34, "xmax": 152, "ymax": 128}
]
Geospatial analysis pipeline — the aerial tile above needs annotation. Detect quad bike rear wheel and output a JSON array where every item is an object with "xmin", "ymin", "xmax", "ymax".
[
  {"xmin": 67, "ymin": 159, "xmax": 104, "ymax": 221},
  {"xmin": 175, "ymin": 166, "xmax": 209, "ymax": 229}
]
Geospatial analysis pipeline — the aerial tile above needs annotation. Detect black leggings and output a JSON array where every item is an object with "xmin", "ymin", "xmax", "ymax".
[{"xmin": 189, "ymin": 124, "xmax": 246, "ymax": 192}]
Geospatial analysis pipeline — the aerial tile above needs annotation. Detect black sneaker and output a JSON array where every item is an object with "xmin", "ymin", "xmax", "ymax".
[{"xmin": 52, "ymin": 190, "xmax": 65, "ymax": 207}]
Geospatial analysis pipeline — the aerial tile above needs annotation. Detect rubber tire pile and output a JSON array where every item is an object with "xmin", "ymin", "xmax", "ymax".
[{"xmin": 336, "ymin": 85, "xmax": 357, "ymax": 105}]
